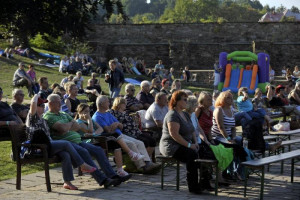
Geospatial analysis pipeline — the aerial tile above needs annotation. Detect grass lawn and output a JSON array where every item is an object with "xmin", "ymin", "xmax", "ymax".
[{"xmin": 0, "ymin": 42, "xmax": 214, "ymax": 181}]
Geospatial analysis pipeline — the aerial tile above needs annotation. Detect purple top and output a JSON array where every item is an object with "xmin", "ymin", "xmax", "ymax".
[{"xmin": 27, "ymin": 70, "xmax": 36, "ymax": 80}]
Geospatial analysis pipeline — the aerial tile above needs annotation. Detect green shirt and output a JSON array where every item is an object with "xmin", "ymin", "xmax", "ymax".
[{"xmin": 43, "ymin": 111, "xmax": 82, "ymax": 144}]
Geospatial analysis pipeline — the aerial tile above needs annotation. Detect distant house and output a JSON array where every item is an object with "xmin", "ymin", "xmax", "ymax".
[{"xmin": 259, "ymin": 9, "xmax": 300, "ymax": 22}]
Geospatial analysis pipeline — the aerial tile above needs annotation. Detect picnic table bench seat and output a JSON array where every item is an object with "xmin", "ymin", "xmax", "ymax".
[{"xmin": 242, "ymin": 149, "xmax": 300, "ymax": 200}]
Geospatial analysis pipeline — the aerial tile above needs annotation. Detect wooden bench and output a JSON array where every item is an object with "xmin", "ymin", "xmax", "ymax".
[
  {"xmin": 268, "ymin": 138, "xmax": 300, "ymax": 174},
  {"xmin": 242, "ymin": 149, "xmax": 300, "ymax": 200},
  {"xmin": 270, "ymin": 129, "xmax": 300, "ymax": 141},
  {"xmin": 194, "ymin": 159, "xmax": 219, "ymax": 196},
  {"xmin": 156, "ymin": 155, "xmax": 180, "ymax": 190},
  {"xmin": 6, "ymin": 125, "xmax": 61, "ymax": 192}
]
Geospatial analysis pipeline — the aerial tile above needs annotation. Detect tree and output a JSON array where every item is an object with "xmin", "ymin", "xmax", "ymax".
[
  {"xmin": 276, "ymin": 4, "xmax": 286, "ymax": 13},
  {"xmin": 0, "ymin": 0, "xmax": 127, "ymax": 45},
  {"xmin": 121, "ymin": 0, "xmax": 149, "ymax": 16},
  {"xmin": 291, "ymin": 6, "xmax": 300, "ymax": 13},
  {"xmin": 132, "ymin": 13, "xmax": 156, "ymax": 24}
]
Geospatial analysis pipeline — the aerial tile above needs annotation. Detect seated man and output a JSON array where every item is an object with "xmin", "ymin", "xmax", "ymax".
[
  {"xmin": 0, "ymin": 87, "xmax": 23, "ymax": 138},
  {"xmin": 85, "ymin": 78, "xmax": 102, "ymax": 102},
  {"xmin": 73, "ymin": 71, "xmax": 84, "ymax": 94},
  {"xmin": 11, "ymin": 89, "xmax": 29, "ymax": 123},
  {"xmin": 144, "ymin": 92, "xmax": 168, "ymax": 135},
  {"xmin": 13, "ymin": 62, "xmax": 34, "ymax": 97},
  {"xmin": 136, "ymin": 81, "xmax": 154, "ymax": 110},
  {"xmin": 288, "ymin": 81, "xmax": 300, "ymax": 105},
  {"xmin": 60, "ymin": 75, "xmax": 74, "ymax": 87},
  {"xmin": 38, "ymin": 77, "xmax": 52, "ymax": 100},
  {"xmin": 124, "ymin": 83, "xmax": 143, "ymax": 113},
  {"xmin": 69, "ymin": 56, "xmax": 83, "ymax": 74},
  {"xmin": 267, "ymin": 85, "xmax": 300, "ymax": 116},
  {"xmin": 43, "ymin": 94, "xmax": 131, "ymax": 188}
]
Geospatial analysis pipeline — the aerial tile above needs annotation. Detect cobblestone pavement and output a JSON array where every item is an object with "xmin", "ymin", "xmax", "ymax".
[{"xmin": 1, "ymin": 141, "xmax": 299, "ymax": 200}]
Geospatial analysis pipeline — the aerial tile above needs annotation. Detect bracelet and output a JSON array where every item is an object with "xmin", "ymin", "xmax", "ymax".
[
  {"xmin": 6, "ymin": 121, "xmax": 9, "ymax": 126},
  {"xmin": 227, "ymin": 136, "xmax": 231, "ymax": 140},
  {"xmin": 187, "ymin": 143, "xmax": 191, "ymax": 148}
]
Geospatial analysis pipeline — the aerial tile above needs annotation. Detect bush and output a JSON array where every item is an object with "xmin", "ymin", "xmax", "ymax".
[{"xmin": 29, "ymin": 33, "xmax": 65, "ymax": 53}]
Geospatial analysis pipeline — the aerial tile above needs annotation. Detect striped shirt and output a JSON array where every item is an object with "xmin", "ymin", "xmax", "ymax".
[{"xmin": 211, "ymin": 107, "xmax": 235, "ymax": 138}]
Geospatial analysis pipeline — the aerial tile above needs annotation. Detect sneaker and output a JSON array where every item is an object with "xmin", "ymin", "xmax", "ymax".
[
  {"xmin": 117, "ymin": 168, "xmax": 129, "ymax": 177},
  {"xmin": 103, "ymin": 178, "xmax": 121, "ymax": 189},
  {"xmin": 129, "ymin": 152, "xmax": 145, "ymax": 161},
  {"xmin": 117, "ymin": 174, "xmax": 132, "ymax": 183}
]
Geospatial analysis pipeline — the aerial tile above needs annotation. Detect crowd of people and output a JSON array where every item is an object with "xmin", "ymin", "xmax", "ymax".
[{"xmin": 2, "ymin": 57, "xmax": 300, "ymax": 194}]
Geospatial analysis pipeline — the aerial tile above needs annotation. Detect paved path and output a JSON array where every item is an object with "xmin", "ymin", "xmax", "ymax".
[{"xmin": 1, "ymin": 142, "xmax": 299, "ymax": 200}]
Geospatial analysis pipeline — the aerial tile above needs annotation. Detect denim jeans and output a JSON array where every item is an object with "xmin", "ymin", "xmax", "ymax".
[
  {"xmin": 234, "ymin": 111, "xmax": 252, "ymax": 128},
  {"xmin": 110, "ymin": 87, "xmax": 121, "ymax": 98},
  {"xmin": 247, "ymin": 108, "xmax": 266, "ymax": 125},
  {"xmin": 50, "ymin": 140, "xmax": 86, "ymax": 182},
  {"xmin": 77, "ymin": 142, "xmax": 117, "ymax": 185}
]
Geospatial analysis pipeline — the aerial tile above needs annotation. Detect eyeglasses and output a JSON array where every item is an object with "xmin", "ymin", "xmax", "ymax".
[
  {"xmin": 182, "ymin": 98, "xmax": 187, "ymax": 102},
  {"xmin": 38, "ymin": 104, "xmax": 45, "ymax": 108},
  {"xmin": 131, "ymin": 89, "xmax": 135, "ymax": 92}
]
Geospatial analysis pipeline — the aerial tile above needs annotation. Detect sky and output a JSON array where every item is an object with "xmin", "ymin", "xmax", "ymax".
[{"xmin": 258, "ymin": 0, "xmax": 300, "ymax": 9}]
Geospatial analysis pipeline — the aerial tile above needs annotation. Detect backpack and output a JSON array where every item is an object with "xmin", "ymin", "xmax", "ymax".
[{"xmin": 244, "ymin": 119, "xmax": 266, "ymax": 153}]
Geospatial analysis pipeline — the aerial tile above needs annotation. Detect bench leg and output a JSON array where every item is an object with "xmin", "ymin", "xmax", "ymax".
[
  {"xmin": 161, "ymin": 160, "xmax": 165, "ymax": 190},
  {"xmin": 267, "ymin": 151, "xmax": 270, "ymax": 172},
  {"xmin": 215, "ymin": 165, "xmax": 219, "ymax": 196},
  {"xmin": 260, "ymin": 166, "xmax": 265, "ymax": 200},
  {"xmin": 176, "ymin": 160, "xmax": 180, "ymax": 191},
  {"xmin": 281, "ymin": 148, "xmax": 284, "ymax": 174},
  {"xmin": 16, "ymin": 161, "xmax": 21, "ymax": 190},
  {"xmin": 291, "ymin": 158, "xmax": 294, "ymax": 183},
  {"xmin": 244, "ymin": 167, "xmax": 248, "ymax": 197},
  {"xmin": 44, "ymin": 161, "xmax": 51, "ymax": 192}
]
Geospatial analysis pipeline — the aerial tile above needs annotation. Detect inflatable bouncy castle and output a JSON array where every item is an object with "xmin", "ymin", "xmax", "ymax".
[{"xmin": 218, "ymin": 51, "xmax": 269, "ymax": 94}]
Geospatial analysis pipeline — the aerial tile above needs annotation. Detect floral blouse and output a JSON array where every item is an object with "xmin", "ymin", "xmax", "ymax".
[
  {"xmin": 108, "ymin": 109, "xmax": 142, "ymax": 139},
  {"xmin": 26, "ymin": 113, "xmax": 51, "ymax": 141}
]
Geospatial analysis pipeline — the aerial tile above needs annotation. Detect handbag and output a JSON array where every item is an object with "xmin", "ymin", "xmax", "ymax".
[{"xmin": 30, "ymin": 129, "xmax": 51, "ymax": 155}]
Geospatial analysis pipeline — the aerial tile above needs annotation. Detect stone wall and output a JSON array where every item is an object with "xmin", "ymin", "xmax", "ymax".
[{"xmin": 87, "ymin": 22, "xmax": 300, "ymax": 72}]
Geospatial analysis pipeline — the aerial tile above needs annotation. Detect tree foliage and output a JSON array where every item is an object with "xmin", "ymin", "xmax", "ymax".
[{"xmin": 0, "ymin": 0, "xmax": 127, "ymax": 45}]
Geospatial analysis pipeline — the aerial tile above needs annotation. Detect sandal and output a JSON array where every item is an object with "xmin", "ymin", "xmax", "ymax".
[
  {"xmin": 63, "ymin": 183, "xmax": 78, "ymax": 190},
  {"xmin": 81, "ymin": 166, "xmax": 97, "ymax": 173}
]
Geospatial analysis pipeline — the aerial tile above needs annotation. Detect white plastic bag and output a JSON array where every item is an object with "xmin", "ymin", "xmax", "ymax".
[{"xmin": 274, "ymin": 122, "xmax": 290, "ymax": 131}]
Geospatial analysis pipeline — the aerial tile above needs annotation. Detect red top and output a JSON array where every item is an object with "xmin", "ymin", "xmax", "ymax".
[{"xmin": 198, "ymin": 108, "xmax": 213, "ymax": 136}]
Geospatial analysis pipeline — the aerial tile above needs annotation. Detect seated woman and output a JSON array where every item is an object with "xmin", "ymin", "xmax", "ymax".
[
  {"xmin": 160, "ymin": 79, "xmax": 171, "ymax": 95},
  {"xmin": 109, "ymin": 97, "xmax": 160, "ymax": 172},
  {"xmin": 75, "ymin": 103, "xmax": 131, "ymax": 177},
  {"xmin": 159, "ymin": 91, "xmax": 212, "ymax": 194},
  {"xmin": 236, "ymin": 87, "xmax": 266, "ymax": 127},
  {"xmin": 149, "ymin": 77, "xmax": 161, "ymax": 98},
  {"xmin": 65, "ymin": 83, "xmax": 80, "ymax": 117},
  {"xmin": 26, "ymin": 94, "xmax": 96, "ymax": 190},
  {"xmin": 195, "ymin": 91, "xmax": 214, "ymax": 144},
  {"xmin": 212, "ymin": 91, "xmax": 242, "ymax": 145}
]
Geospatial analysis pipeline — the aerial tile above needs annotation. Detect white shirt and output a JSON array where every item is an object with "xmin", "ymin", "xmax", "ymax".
[{"xmin": 144, "ymin": 102, "xmax": 168, "ymax": 128}]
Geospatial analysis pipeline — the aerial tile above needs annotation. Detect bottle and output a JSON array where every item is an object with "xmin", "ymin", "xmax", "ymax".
[{"xmin": 243, "ymin": 138, "xmax": 248, "ymax": 149}]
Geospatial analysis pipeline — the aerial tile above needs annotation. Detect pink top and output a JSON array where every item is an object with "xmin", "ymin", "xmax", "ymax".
[{"xmin": 27, "ymin": 70, "xmax": 36, "ymax": 80}]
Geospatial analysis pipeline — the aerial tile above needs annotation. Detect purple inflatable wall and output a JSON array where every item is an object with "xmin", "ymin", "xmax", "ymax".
[
  {"xmin": 257, "ymin": 53, "xmax": 266, "ymax": 83},
  {"xmin": 219, "ymin": 52, "xmax": 228, "ymax": 82}
]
